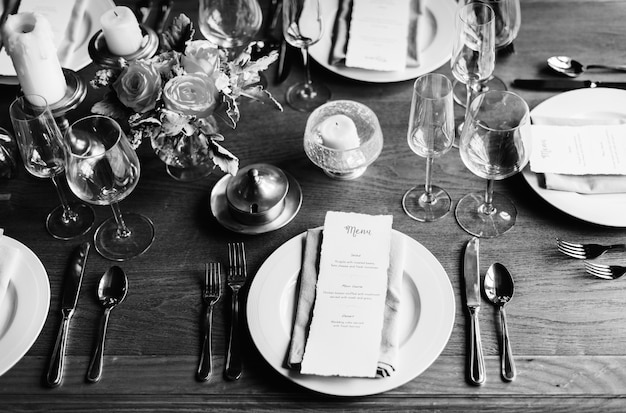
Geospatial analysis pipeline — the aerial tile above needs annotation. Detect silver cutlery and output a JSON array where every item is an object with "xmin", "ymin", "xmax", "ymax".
[
  {"xmin": 513, "ymin": 78, "xmax": 626, "ymax": 91},
  {"xmin": 484, "ymin": 263, "xmax": 516, "ymax": 382},
  {"xmin": 46, "ymin": 242, "xmax": 90, "ymax": 387},
  {"xmin": 225, "ymin": 242, "xmax": 247, "ymax": 380},
  {"xmin": 463, "ymin": 237, "xmax": 485, "ymax": 385},
  {"xmin": 547, "ymin": 55, "xmax": 626, "ymax": 78},
  {"xmin": 197, "ymin": 262, "xmax": 222, "ymax": 381},
  {"xmin": 583, "ymin": 261, "xmax": 626, "ymax": 280},
  {"xmin": 86, "ymin": 266, "xmax": 128, "ymax": 383},
  {"xmin": 556, "ymin": 238, "xmax": 626, "ymax": 260},
  {"xmin": 155, "ymin": 0, "xmax": 173, "ymax": 33}
]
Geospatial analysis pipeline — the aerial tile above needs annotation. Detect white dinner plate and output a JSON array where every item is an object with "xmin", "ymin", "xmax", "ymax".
[
  {"xmin": 0, "ymin": 235, "xmax": 49, "ymax": 377},
  {"xmin": 247, "ymin": 229, "xmax": 455, "ymax": 396},
  {"xmin": 308, "ymin": 0, "xmax": 457, "ymax": 83},
  {"xmin": 0, "ymin": 0, "xmax": 116, "ymax": 84},
  {"xmin": 522, "ymin": 88, "xmax": 626, "ymax": 227}
]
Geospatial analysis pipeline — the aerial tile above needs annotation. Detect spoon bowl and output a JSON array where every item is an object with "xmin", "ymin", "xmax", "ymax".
[
  {"xmin": 86, "ymin": 266, "xmax": 128, "ymax": 383},
  {"xmin": 484, "ymin": 262, "xmax": 516, "ymax": 382},
  {"xmin": 547, "ymin": 55, "xmax": 626, "ymax": 78}
]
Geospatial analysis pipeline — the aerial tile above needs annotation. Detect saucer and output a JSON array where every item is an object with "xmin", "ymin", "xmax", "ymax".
[{"xmin": 210, "ymin": 172, "xmax": 302, "ymax": 234}]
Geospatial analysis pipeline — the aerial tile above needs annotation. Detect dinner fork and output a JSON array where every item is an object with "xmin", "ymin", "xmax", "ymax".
[
  {"xmin": 556, "ymin": 238, "xmax": 626, "ymax": 260},
  {"xmin": 583, "ymin": 261, "xmax": 626, "ymax": 280},
  {"xmin": 197, "ymin": 263, "xmax": 222, "ymax": 381},
  {"xmin": 225, "ymin": 242, "xmax": 247, "ymax": 380}
]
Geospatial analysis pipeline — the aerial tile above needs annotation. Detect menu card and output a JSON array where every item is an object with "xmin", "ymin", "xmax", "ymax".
[
  {"xmin": 300, "ymin": 211, "xmax": 392, "ymax": 377},
  {"xmin": 344, "ymin": 0, "xmax": 410, "ymax": 71},
  {"xmin": 530, "ymin": 124, "xmax": 626, "ymax": 175}
]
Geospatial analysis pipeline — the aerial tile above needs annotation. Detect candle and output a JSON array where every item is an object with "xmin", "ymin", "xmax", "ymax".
[
  {"xmin": 3, "ymin": 12, "xmax": 67, "ymax": 105},
  {"xmin": 100, "ymin": 6, "xmax": 143, "ymax": 56},
  {"xmin": 318, "ymin": 114, "xmax": 361, "ymax": 150}
]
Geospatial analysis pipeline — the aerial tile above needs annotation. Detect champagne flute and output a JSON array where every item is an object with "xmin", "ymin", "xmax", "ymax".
[
  {"xmin": 283, "ymin": 0, "xmax": 330, "ymax": 112},
  {"xmin": 451, "ymin": 2, "xmax": 495, "ymax": 146},
  {"xmin": 64, "ymin": 115, "xmax": 154, "ymax": 261},
  {"xmin": 9, "ymin": 94, "xmax": 94, "ymax": 240},
  {"xmin": 455, "ymin": 90, "xmax": 530, "ymax": 238},
  {"xmin": 402, "ymin": 73, "xmax": 455, "ymax": 222}
]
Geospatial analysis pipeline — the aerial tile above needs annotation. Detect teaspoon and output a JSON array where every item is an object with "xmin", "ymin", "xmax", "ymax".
[
  {"xmin": 547, "ymin": 55, "xmax": 626, "ymax": 78},
  {"xmin": 86, "ymin": 266, "xmax": 128, "ymax": 383},
  {"xmin": 484, "ymin": 262, "xmax": 516, "ymax": 382}
]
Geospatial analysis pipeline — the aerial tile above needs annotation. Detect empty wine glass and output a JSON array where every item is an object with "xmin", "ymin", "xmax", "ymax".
[
  {"xmin": 453, "ymin": 0, "xmax": 521, "ymax": 107},
  {"xmin": 402, "ymin": 73, "xmax": 455, "ymax": 222},
  {"xmin": 198, "ymin": 0, "xmax": 263, "ymax": 60},
  {"xmin": 283, "ymin": 0, "xmax": 330, "ymax": 112},
  {"xmin": 455, "ymin": 90, "xmax": 530, "ymax": 238},
  {"xmin": 451, "ymin": 2, "xmax": 495, "ymax": 146},
  {"xmin": 9, "ymin": 95, "xmax": 94, "ymax": 240},
  {"xmin": 64, "ymin": 115, "xmax": 154, "ymax": 261}
]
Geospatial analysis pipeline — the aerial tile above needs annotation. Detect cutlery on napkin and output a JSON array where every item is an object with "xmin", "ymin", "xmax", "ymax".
[{"xmin": 287, "ymin": 227, "xmax": 405, "ymax": 378}]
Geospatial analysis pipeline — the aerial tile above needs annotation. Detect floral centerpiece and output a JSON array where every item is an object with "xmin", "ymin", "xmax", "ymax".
[{"xmin": 90, "ymin": 14, "xmax": 282, "ymax": 179}]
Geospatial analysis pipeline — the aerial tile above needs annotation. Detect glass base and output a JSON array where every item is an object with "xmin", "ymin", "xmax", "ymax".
[
  {"xmin": 455, "ymin": 191, "xmax": 517, "ymax": 238},
  {"xmin": 402, "ymin": 185, "xmax": 451, "ymax": 222},
  {"xmin": 94, "ymin": 213, "xmax": 155, "ymax": 261},
  {"xmin": 286, "ymin": 82, "xmax": 331, "ymax": 112},
  {"xmin": 322, "ymin": 166, "xmax": 367, "ymax": 180},
  {"xmin": 46, "ymin": 202, "xmax": 95, "ymax": 240},
  {"xmin": 166, "ymin": 164, "xmax": 214, "ymax": 182},
  {"xmin": 453, "ymin": 76, "xmax": 508, "ymax": 108}
]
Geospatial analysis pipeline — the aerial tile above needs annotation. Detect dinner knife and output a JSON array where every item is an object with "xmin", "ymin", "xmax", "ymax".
[
  {"xmin": 275, "ymin": 38, "xmax": 292, "ymax": 85},
  {"xmin": 463, "ymin": 237, "xmax": 485, "ymax": 385},
  {"xmin": 45, "ymin": 242, "xmax": 90, "ymax": 388},
  {"xmin": 513, "ymin": 78, "xmax": 626, "ymax": 91}
]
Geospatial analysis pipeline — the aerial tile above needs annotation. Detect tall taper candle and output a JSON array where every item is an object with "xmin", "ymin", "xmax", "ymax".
[
  {"xmin": 3, "ymin": 12, "xmax": 67, "ymax": 105},
  {"xmin": 100, "ymin": 6, "xmax": 143, "ymax": 56}
]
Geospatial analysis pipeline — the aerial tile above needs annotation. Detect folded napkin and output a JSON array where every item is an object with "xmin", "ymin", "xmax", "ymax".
[
  {"xmin": 0, "ymin": 234, "xmax": 20, "ymax": 307},
  {"xmin": 541, "ymin": 173, "xmax": 626, "ymax": 194},
  {"xmin": 287, "ymin": 228, "xmax": 405, "ymax": 378},
  {"xmin": 329, "ymin": 0, "xmax": 423, "ymax": 70}
]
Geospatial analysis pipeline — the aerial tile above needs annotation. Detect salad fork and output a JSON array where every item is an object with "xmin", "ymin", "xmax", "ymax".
[
  {"xmin": 583, "ymin": 261, "xmax": 626, "ymax": 280},
  {"xmin": 225, "ymin": 242, "xmax": 247, "ymax": 380},
  {"xmin": 197, "ymin": 263, "xmax": 222, "ymax": 381},
  {"xmin": 556, "ymin": 238, "xmax": 626, "ymax": 260}
]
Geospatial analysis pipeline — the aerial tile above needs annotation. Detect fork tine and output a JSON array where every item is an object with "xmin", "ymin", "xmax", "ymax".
[
  {"xmin": 584, "ymin": 261, "xmax": 620, "ymax": 280},
  {"xmin": 204, "ymin": 263, "xmax": 210, "ymax": 292},
  {"xmin": 211, "ymin": 263, "xmax": 221, "ymax": 296},
  {"xmin": 557, "ymin": 244, "xmax": 587, "ymax": 259},
  {"xmin": 237, "ymin": 242, "xmax": 247, "ymax": 278},
  {"xmin": 556, "ymin": 239, "xmax": 584, "ymax": 249}
]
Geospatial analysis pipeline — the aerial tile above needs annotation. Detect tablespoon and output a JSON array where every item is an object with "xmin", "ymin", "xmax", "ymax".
[
  {"xmin": 484, "ymin": 263, "xmax": 516, "ymax": 382},
  {"xmin": 86, "ymin": 266, "xmax": 128, "ymax": 383},
  {"xmin": 547, "ymin": 55, "xmax": 626, "ymax": 78}
]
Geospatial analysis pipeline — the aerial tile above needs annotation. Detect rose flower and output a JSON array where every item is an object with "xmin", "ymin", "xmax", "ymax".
[
  {"xmin": 162, "ymin": 73, "xmax": 219, "ymax": 119},
  {"xmin": 113, "ymin": 60, "xmax": 162, "ymax": 113},
  {"xmin": 182, "ymin": 40, "xmax": 220, "ymax": 77}
]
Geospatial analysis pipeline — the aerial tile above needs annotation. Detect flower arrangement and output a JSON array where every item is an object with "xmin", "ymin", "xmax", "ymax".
[{"xmin": 90, "ymin": 14, "xmax": 282, "ymax": 176}]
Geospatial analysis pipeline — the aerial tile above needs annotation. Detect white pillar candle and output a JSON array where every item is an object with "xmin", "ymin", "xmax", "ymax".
[
  {"xmin": 3, "ymin": 12, "xmax": 67, "ymax": 105},
  {"xmin": 319, "ymin": 114, "xmax": 361, "ymax": 150},
  {"xmin": 100, "ymin": 6, "xmax": 143, "ymax": 56}
]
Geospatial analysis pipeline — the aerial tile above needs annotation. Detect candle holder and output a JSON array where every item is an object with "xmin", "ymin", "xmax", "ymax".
[
  {"xmin": 88, "ymin": 25, "xmax": 159, "ymax": 68},
  {"xmin": 47, "ymin": 68, "xmax": 87, "ymax": 137}
]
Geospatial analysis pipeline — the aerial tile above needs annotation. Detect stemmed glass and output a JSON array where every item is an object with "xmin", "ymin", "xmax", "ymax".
[
  {"xmin": 64, "ymin": 115, "xmax": 154, "ymax": 261},
  {"xmin": 9, "ymin": 95, "xmax": 94, "ymax": 240},
  {"xmin": 283, "ymin": 0, "xmax": 331, "ymax": 112},
  {"xmin": 455, "ymin": 90, "xmax": 530, "ymax": 238},
  {"xmin": 402, "ymin": 73, "xmax": 455, "ymax": 222},
  {"xmin": 451, "ymin": 2, "xmax": 495, "ymax": 146},
  {"xmin": 198, "ymin": 0, "xmax": 263, "ymax": 60}
]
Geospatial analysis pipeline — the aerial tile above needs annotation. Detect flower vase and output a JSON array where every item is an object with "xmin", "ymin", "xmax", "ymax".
[{"xmin": 151, "ymin": 115, "xmax": 217, "ymax": 182}]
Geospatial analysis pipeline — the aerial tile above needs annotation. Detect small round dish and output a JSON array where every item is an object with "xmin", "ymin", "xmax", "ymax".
[{"xmin": 210, "ymin": 171, "xmax": 302, "ymax": 234}]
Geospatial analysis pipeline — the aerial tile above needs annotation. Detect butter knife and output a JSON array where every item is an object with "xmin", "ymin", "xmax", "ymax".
[
  {"xmin": 463, "ymin": 237, "xmax": 485, "ymax": 385},
  {"xmin": 45, "ymin": 242, "xmax": 90, "ymax": 388},
  {"xmin": 513, "ymin": 78, "xmax": 626, "ymax": 91}
]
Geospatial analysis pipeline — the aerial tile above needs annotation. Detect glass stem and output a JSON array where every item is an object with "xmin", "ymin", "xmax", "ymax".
[
  {"xmin": 465, "ymin": 81, "xmax": 474, "ymax": 118},
  {"xmin": 300, "ymin": 46, "xmax": 317, "ymax": 99},
  {"xmin": 110, "ymin": 202, "xmax": 131, "ymax": 239},
  {"xmin": 482, "ymin": 179, "xmax": 496, "ymax": 215},
  {"xmin": 50, "ymin": 175, "xmax": 77, "ymax": 224},
  {"xmin": 423, "ymin": 156, "xmax": 435, "ymax": 204}
]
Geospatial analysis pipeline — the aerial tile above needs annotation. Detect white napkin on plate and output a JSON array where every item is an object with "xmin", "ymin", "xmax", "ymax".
[{"xmin": 0, "ymin": 233, "xmax": 20, "ymax": 307}]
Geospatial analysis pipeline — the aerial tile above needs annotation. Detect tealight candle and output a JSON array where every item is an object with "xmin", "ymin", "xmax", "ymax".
[
  {"xmin": 318, "ymin": 114, "xmax": 361, "ymax": 150},
  {"xmin": 3, "ymin": 12, "xmax": 67, "ymax": 105},
  {"xmin": 100, "ymin": 6, "xmax": 143, "ymax": 56}
]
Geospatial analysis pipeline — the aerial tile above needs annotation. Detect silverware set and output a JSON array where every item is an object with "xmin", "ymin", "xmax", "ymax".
[{"xmin": 556, "ymin": 238, "xmax": 626, "ymax": 279}]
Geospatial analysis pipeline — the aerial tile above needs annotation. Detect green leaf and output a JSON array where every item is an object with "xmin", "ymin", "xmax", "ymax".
[
  {"xmin": 159, "ymin": 14, "xmax": 194, "ymax": 53},
  {"xmin": 240, "ymin": 85, "xmax": 283, "ymax": 112},
  {"xmin": 209, "ymin": 139, "xmax": 239, "ymax": 176},
  {"xmin": 91, "ymin": 92, "xmax": 132, "ymax": 120}
]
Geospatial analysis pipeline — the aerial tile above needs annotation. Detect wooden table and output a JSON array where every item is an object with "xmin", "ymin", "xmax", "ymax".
[{"xmin": 2, "ymin": 0, "xmax": 626, "ymax": 411}]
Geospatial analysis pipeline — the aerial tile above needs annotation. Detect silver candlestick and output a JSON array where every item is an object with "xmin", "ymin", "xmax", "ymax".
[
  {"xmin": 88, "ymin": 25, "xmax": 159, "ymax": 69},
  {"xmin": 49, "ymin": 68, "xmax": 87, "ymax": 137}
]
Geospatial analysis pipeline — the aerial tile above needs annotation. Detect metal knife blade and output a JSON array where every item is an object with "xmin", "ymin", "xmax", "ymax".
[
  {"xmin": 513, "ymin": 78, "xmax": 626, "ymax": 91},
  {"xmin": 45, "ymin": 242, "xmax": 90, "ymax": 387},
  {"xmin": 463, "ymin": 237, "xmax": 485, "ymax": 385},
  {"xmin": 275, "ymin": 38, "xmax": 291, "ymax": 84}
]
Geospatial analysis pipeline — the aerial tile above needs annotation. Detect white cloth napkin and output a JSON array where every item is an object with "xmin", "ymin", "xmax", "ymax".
[
  {"xmin": 287, "ymin": 228, "xmax": 405, "ymax": 378},
  {"xmin": 0, "ymin": 234, "xmax": 20, "ymax": 307}
]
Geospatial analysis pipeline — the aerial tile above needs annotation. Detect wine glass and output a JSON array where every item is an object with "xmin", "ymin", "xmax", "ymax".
[
  {"xmin": 64, "ymin": 115, "xmax": 154, "ymax": 261},
  {"xmin": 455, "ymin": 90, "xmax": 530, "ymax": 238},
  {"xmin": 453, "ymin": 0, "xmax": 521, "ymax": 107},
  {"xmin": 9, "ymin": 95, "xmax": 94, "ymax": 240},
  {"xmin": 283, "ymin": 0, "xmax": 331, "ymax": 112},
  {"xmin": 198, "ymin": 0, "xmax": 263, "ymax": 60},
  {"xmin": 402, "ymin": 73, "xmax": 455, "ymax": 222},
  {"xmin": 451, "ymin": 2, "xmax": 495, "ymax": 146}
]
